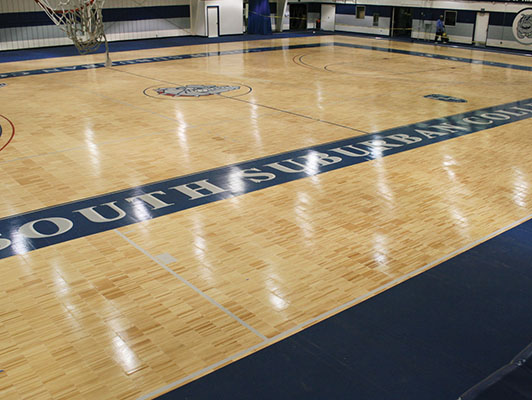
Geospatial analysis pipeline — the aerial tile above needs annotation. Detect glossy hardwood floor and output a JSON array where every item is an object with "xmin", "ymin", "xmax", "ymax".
[{"xmin": 0, "ymin": 34, "xmax": 531, "ymax": 399}]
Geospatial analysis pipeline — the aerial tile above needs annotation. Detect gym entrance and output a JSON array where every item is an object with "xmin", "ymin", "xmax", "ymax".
[
  {"xmin": 392, "ymin": 7, "xmax": 412, "ymax": 37},
  {"xmin": 289, "ymin": 3, "xmax": 307, "ymax": 30}
]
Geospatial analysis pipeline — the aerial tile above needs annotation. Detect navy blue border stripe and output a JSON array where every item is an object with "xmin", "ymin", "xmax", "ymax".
[
  {"xmin": 333, "ymin": 42, "xmax": 532, "ymax": 71},
  {"xmin": 336, "ymin": 4, "xmax": 357, "ymax": 15},
  {"xmin": 103, "ymin": 6, "xmax": 190, "ymax": 22},
  {"xmin": 0, "ymin": 98, "xmax": 531, "ymax": 259},
  {"xmin": 365, "ymin": 5, "xmax": 392, "ymax": 18},
  {"xmin": 158, "ymin": 217, "xmax": 532, "ymax": 399},
  {"xmin": 0, "ymin": 11, "xmax": 52, "ymax": 28},
  {"xmin": 1, "ymin": 42, "xmax": 531, "ymax": 80},
  {"xmin": 2, "ymin": 33, "xmax": 530, "ymax": 64},
  {"xmin": 0, "ymin": 43, "xmax": 328, "ymax": 79},
  {"xmin": 335, "ymin": 4, "xmax": 392, "ymax": 18},
  {"xmin": 411, "ymin": 9, "xmax": 477, "ymax": 22},
  {"xmin": 0, "ymin": 6, "xmax": 190, "ymax": 28}
]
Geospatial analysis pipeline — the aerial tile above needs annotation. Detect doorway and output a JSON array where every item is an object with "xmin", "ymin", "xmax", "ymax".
[
  {"xmin": 289, "ymin": 3, "xmax": 307, "ymax": 31},
  {"xmin": 207, "ymin": 6, "xmax": 219, "ymax": 38},
  {"xmin": 392, "ymin": 7, "xmax": 412, "ymax": 38},
  {"xmin": 321, "ymin": 4, "xmax": 335, "ymax": 31}
]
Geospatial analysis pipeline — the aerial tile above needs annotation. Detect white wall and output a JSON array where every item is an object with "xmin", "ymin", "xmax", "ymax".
[
  {"xmin": 190, "ymin": 0, "xmax": 243, "ymax": 36},
  {"xmin": 335, "ymin": 13, "xmax": 391, "ymax": 36},
  {"xmin": 0, "ymin": 0, "xmax": 243, "ymax": 51}
]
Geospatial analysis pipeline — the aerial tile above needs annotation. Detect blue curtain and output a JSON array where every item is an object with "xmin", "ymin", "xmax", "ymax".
[{"xmin": 248, "ymin": 0, "xmax": 272, "ymax": 35}]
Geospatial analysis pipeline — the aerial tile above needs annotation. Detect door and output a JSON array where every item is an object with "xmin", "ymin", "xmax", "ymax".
[
  {"xmin": 207, "ymin": 6, "xmax": 219, "ymax": 38},
  {"xmin": 289, "ymin": 4, "xmax": 307, "ymax": 30},
  {"xmin": 321, "ymin": 4, "xmax": 335, "ymax": 31},
  {"xmin": 392, "ymin": 7, "xmax": 412, "ymax": 37},
  {"xmin": 474, "ymin": 12, "xmax": 490, "ymax": 46}
]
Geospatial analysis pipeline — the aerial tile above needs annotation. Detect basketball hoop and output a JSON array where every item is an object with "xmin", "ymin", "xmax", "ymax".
[{"xmin": 34, "ymin": 0, "xmax": 111, "ymax": 66}]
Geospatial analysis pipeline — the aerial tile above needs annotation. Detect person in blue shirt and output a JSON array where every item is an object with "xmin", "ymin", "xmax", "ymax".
[{"xmin": 435, "ymin": 15, "xmax": 445, "ymax": 43}]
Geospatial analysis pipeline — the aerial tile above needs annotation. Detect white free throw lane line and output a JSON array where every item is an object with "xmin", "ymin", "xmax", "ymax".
[
  {"xmin": 114, "ymin": 230, "xmax": 268, "ymax": 341},
  {"xmin": 137, "ymin": 213, "xmax": 532, "ymax": 400}
]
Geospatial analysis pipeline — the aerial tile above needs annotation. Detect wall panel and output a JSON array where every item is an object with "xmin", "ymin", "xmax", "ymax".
[{"xmin": 0, "ymin": 0, "xmax": 191, "ymax": 51}]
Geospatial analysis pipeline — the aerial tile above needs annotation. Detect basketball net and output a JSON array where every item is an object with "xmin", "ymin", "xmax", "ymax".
[{"xmin": 35, "ymin": 0, "xmax": 112, "ymax": 67}]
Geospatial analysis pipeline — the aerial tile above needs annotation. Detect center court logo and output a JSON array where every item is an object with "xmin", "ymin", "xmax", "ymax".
[
  {"xmin": 0, "ymin": 115, "xmax": 15, "ymax": 152},
  {"xmin": 156, "ymin": 85, "xmax": 240, "ymax": 97},
  {"xmin": 144, "ymin": 83, "xmax": 252, "ymax": 100}
]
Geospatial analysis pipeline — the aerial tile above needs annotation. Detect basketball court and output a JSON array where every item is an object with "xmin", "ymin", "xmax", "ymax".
[{"xmin": 1, "ymin": 11, "xmax": 532, "ymax": 398}]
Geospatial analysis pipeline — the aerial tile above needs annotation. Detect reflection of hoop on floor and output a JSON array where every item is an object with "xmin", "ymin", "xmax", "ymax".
[{"xmin": 34, "ymin": 0, "xmax": 111, "ymax": 66}]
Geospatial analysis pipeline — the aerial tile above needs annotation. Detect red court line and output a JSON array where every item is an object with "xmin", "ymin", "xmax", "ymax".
[{"xmin": 0, "ymin": 115, "xmax": 15, "ymax": 152}]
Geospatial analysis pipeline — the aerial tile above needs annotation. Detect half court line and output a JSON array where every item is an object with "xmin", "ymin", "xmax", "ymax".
[
  {"xmin": 109, "ymin": 66, "xmax": 371, "ymax": 135},
  {"xmin": 114, "ymin": 229, "xmax": 269, "ymax": 342},
  {"xmin": 137, "ymin": 212, "xmax": 532, "ymax": 400},
  {"xmin": 219, "ymin": 94, "xmax": 371, "ymax": 135}
]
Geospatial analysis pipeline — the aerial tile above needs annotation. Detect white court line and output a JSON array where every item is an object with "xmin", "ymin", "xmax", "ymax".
[
  {"xmin": 136, "ymin": 212, "xmax": 532, "ymax": 400},
  {"xmin": 114, "ymin": 230, "xmax": 268, "ymax": 342}
]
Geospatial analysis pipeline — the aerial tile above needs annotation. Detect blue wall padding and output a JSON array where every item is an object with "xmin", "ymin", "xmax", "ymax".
[
  {"xmin": 248, "ymin": 0, "xmax": 272, "ymax": 35},
  {"xmin": 103, "ymin": 6, "xmax": 189, "ymax": 22},
  {"xmin": 336, "ymin": 4, "xmax": 391, "ymax": 18}
]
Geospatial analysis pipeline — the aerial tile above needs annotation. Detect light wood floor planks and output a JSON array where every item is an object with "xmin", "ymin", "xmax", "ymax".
[{"xmin": 0, "ymin": 34, "xmax": 531, "ymax": 399}]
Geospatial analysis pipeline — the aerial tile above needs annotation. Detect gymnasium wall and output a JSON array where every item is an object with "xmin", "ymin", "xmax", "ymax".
[
  {"xmin": 190, "ymin": 0, "xmax": 243, "ymax": 36},
  {"xmin": 269, "ymin": 3, "xmax": 319, "ymax": 31},
  {"xmin": 1, "ymin": 0, "xmax": 530, "ymax": 52},
  {"xmin": 268, "ymin": 3, "xmax": 281, "ymax": 32},
  {"xmin": 0, "ymin": 0, "xmax": 191, "ymax": 51},
  {"xmin": 316, "ymin": 0, "xmax": 530, "ymax": 51},
  {"xmin": 410, "ymin": 9, "xmax": 475, "ymax": 44},
  {"xmin": 487, "ymin": 11, "xmax": 530, "ymax": 50},
  {"xmin": 273, "ymin": 2, "xmax": 290, "ymax": 32},
  {"xmin": 335, "ymin": 4, "xmax": 392, "ymax": 36},
  {"xmin": 308, "ymin": 5, "xmax": 321, "ymax": 30}
]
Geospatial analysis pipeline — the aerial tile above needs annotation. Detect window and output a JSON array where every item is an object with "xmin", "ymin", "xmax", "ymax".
[
  {"xmin": 444, "ymin": 10, "xmax": 457, "ymax": 27},
  {"xmin": 373, "ymin": 13, "xmax": 379, "ymax": 27},
  {"xmin": 356, "ymin": 6, "xmax": 365, "ymax": 19}
]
